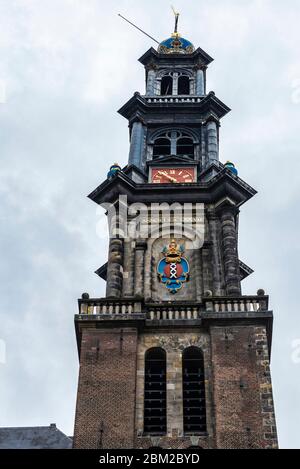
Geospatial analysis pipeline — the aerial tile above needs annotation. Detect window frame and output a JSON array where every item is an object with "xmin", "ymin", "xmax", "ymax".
[
  {"xmin": 152, "ymin": 130, "xmax": 195, "ymax": 159},
  {"xmin": 144, "ymin": 347, "xmax": 167, "ymax": 436},
  {"xmin": 182, "ymin": 346, "xmax": 207, "ymax": 435}
]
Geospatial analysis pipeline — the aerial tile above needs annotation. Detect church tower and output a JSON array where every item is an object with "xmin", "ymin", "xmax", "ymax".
[{"xmin": 73, "ymin": 19, "xmax": 278, "ymax": 449}]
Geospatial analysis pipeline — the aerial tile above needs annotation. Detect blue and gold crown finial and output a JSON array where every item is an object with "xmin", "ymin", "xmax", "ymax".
[
  {"xmin": 157, "ymin": 8, "xmax": 195, "ymax": 54},
  {"xmin": 225, "ymin": 161, "xmax": 238, "ymax": 177},
  {"xmin": 107, "ymin": 163, "xmax": 121, "ymax": 179}
]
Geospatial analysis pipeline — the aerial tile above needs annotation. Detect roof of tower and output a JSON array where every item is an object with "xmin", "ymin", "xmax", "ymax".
[{"xmin": 157, "ymin": 34, "xmax": 195, "ymax": 54}]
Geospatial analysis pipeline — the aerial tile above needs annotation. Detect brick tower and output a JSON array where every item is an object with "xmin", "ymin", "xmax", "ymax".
[{"xmin": 73, "ymin": 21, "xmax": 278, "ymax": 449}]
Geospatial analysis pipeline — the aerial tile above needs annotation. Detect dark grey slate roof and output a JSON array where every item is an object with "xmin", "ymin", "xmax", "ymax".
[{"xmin": 0, "ymin": 424, "xmax": 72, "ymax": 449}]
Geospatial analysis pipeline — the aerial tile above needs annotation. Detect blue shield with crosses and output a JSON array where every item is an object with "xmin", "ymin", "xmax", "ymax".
[{"xmin": 157, "ymin": 240, "xmax": 190, "ymax": 294}]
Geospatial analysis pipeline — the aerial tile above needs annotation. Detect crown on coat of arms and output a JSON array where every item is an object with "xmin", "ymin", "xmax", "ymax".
[{"xmin": 162, "ymin": 239, "xmax": 185, "ymax": 264}]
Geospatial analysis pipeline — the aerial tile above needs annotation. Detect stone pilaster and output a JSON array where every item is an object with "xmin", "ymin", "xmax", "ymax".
[
  {"xmin": 207, "ymin": 210, "xmax": 224, "ymax": 296},
  {"xmin": 106, "ymin": 238, "xmax": 124, "ymax": 298},
  {"xmin": 166, "ymin": 348, "xmax": 184, "ymax": 438},
  {"xmin": 194, "ymin": 248, "xmax": 203, "ymax": 301},
  {"xmin": 146, "ymin": 68, "xmax": 156, "ymax": 95},
  {"xmin": 122, "ymin": 240, "xmax": 135, "ymax": 297},
  {"xmin": 202, "ymin": 244, "xmax": 213, "ymax": 293},
  {"xmin": 206, "ymin": 119, "xmax": 219, "ymax": 164},
  {"xmin": 196, "ymin": 68, "xmax": 205, "ymax": 95},
  {"xmin": 220, "ymin": 206, "xmax": 241, "ymax": 296},
  {"xmin": 134, "ymin": 240, "xmax": 147, "ymax": 298},
  {"xmin": 128, "ymin": 120, "xmax": 145, "ymax": 169},
  {"xmin": 201, "ymin": 123, "xmax": 208, "ymax": 169}
]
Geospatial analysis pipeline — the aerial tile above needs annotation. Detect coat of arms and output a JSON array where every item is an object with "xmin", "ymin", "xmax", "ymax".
[{"xmin": 157, "ymin": 239, "xmax": 190, "ymax": 294}]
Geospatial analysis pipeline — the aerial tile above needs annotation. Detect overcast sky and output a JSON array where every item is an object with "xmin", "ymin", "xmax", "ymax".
[{"xmin": 0, "ymin": 0, "xmax": 299, "ymax": 449}]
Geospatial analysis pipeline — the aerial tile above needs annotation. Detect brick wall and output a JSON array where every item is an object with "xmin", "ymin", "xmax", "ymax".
[
  {"xmin": 73, "ymin": 327, "xmax": 138, "ymax": 449},
  {"xmin": 73, "ymin": 323, "xmax": 277, "ymax": 449},
  {"xmin": 210, "ymin": 325, "xmax": 278, "ymax": 449}
]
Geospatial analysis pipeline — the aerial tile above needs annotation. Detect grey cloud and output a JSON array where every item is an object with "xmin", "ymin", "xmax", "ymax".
[{"xmin": 0, "ymin": 0, "xmax": 299, "ymax": 448}]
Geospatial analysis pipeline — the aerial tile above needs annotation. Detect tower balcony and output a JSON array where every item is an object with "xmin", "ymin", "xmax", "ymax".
[
  {"xmin": 76, "ymin": 293, "xmax": 269, "ymax": 319},
  {"xmin": 145, "ymin": 95, "xmax": 204, "ymax": 104},
  {"xmin": 75, "ymin": 293, "xmax": 273, "ymax": 356}
]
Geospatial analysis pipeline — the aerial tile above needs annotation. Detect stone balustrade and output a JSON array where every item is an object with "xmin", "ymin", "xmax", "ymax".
[
  {"xmin": 146, "ymin": 306, "xmax": 199, "ymax": 321},
  {"xmin": 145, "ymin": 95, "xmax": 203, "ymax": 104},
  {"xmin": 78, "ymin": 298, "xmax": 141, "ymax": 316},
  {"xmin": 77, "ymin": 295, "xmax": 269, "ymax": 318},
  {"xmin": 203, "ymin": 295, "xmax": 269, "ymax": 313}
]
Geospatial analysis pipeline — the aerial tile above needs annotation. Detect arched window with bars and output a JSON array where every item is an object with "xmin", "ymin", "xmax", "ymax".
[
  {"xmin": 144, "ymin": 348, "xmax": 167, "ymax": 435},
  {"xmin": 182, "ymin": 347, "xmax": 206, "ymax": 434}
]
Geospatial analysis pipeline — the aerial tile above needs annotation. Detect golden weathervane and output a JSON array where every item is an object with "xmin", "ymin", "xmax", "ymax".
[{"xmin": 171, "ymin": 5, "xmax": 180, "ymax": 37}]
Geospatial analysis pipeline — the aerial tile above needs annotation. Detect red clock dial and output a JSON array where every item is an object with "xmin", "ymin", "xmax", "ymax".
[{"xmin": 151, "ymin": 167, "xmax": 195, "ymax": 184}]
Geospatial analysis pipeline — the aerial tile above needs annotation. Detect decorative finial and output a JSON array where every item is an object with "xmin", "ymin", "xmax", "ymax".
[
  {"xmin": 171, "ymin": 5, "xmax": 180, "ymax": 36},
  {"xmin": 225, "ymin": 161, "xmax": 238, "ymax": 177},
  {"xmin": 107, "ymin": 163, "xmax": 122, "ymax": 179}
]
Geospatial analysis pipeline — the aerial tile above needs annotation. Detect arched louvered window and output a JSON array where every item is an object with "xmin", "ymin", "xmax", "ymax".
[
  {"xmin": 178, "ymin": 75, "xmax": 190, "ymax": 95},
  {"xmin": 153, "ymin": 137, "xmax": 171, "ymax": 158},
  {"xmin": 144, "ymin": 348, "xmax": 167, "ymax": 435},
  {"xmin": 177, "ymin": 137, "xmax": 194, "ymax": 158},
  {"xmin": 161, "ymin": 76, "xmax": 173, "ymax": 95},
  {"xmin": 182, "ymin": 347, "xmax": 206, "ymax": 434}
]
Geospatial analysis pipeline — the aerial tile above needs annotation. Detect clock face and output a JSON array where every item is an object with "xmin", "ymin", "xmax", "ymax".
[{"xmin": 151, "ymin": 167, "xmax": 196, "ymax": 184}]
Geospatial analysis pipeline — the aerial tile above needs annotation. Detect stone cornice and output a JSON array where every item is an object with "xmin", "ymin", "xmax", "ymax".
[
  {"xmin": 118, "ymin": 92, "xmax": 230, "ymax": 122},
  {"xmin": 88, "ymin": 168, "xmax": 256, "ymax": 208}
]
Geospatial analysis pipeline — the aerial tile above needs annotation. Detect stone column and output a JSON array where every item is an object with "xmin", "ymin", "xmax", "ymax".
[
  {"xmin": 146, "ymin": 68, "xmax": 156, "ymax": 95},
  {"xmin": 220, "ymin": 206, "xmax": 241, "ymax": 296},
  {"xmin": 134, "ymin": 240, "xmax": 147, "ymax": 298},
  {"xmin": 196, "ymin": 68, "xmax": 205, "ymax": 95},
  {"xmin": 106, "ymin": 238, "xmax": 124, "ymax": 298},
  {"xmin": 128, "ymin": 120, "xmax": 144, "ymax": 169},
  {"xmin": 207, "ymin": 210, "xmax": 224, "ymax": 296},
  {"xmin": 207, "ymin": 120, "xmax": 219, "ymax": 164}
]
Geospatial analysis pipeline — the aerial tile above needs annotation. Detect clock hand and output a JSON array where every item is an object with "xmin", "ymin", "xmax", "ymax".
[{"xmin": 158, "ymin": 171, "xmax": 177, "ymax": 183}]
